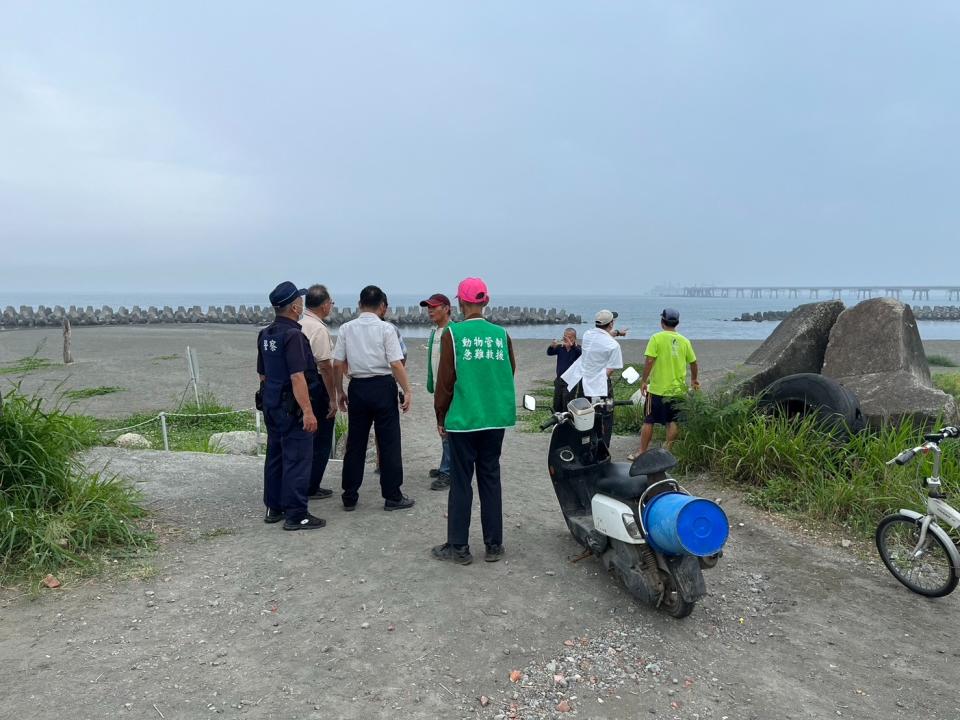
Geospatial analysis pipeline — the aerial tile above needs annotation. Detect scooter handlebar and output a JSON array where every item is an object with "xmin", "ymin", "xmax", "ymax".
[{"xmin": 539, "ymin": 415, "xmax": 560, "ymax": 431}]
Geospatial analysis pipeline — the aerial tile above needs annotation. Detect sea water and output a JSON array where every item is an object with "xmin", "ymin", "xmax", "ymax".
[{"xmin": 2, "ymin": 291, "xmax": 960, "ymax": 341}]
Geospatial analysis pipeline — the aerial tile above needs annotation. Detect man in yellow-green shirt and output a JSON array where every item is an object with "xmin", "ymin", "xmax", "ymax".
[{"xmin": 634, "ymin": 308, "xmax": 699, "ymax": 456}]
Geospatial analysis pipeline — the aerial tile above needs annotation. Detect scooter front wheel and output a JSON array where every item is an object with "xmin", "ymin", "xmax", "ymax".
[{"xmin": 660, "ymin": 571, "xmax": 695, "ymax": 618}]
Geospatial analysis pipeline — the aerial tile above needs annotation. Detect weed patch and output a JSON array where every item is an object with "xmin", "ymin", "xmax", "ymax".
[
  {"xmin": 933, "ymin": 373, "xmax": 960, "ymax": 402},
  {"xmin": 673, "ymin": 391, "xmax": 959, "ymax": 535},
  {"xmin": 0, "ymin": 386, "xmax": 151, "ymax": 583},
  {"xmin": 928, "ymin": 354, "xmax": 958, "ymax": 368},
  {"xmin": 93, "ymin": 391, "xmax": 256, "ymax": 452},
  {"xmin": 63, "ymin": 386, "xmax": 125, "ymax": 400},
  {"xmin": 0, "ymin": 356, "xmax": 55, "ymax": 376}
]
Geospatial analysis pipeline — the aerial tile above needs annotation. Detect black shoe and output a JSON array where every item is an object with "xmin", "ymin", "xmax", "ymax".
[
  {"xmin": 384, "ymin": 495, "xmax": 415, "ymax": 511},
  {"xmin": 283, "ymin": 513, "xmax": 326, "ymax": 531},
  {"xmin": 310, "ymin": 487, "xmax": 334, "ymax": 499},
  {"xmin": 484, "ymin": 544, "xmax": 505, "ymax": 562},
  {"xmin": 428, "ymin": 468, "xmax": 440, "ymax": 478},
  {"xmin": 342, "ymin": 502, "xmax": 357, "ymax": 512},
  {"xmin": 432, "ymin": 543, "xmax": 473, "ymax": 565},
  {"xmin": 430, "ymin": 473, "xmax": 451, "ymax": 491},
  {"xmin": 264, "ymin": 508, "xmax": 284, "ymax": 524}
]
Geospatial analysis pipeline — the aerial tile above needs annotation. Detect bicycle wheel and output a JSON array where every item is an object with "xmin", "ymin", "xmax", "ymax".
[{"xmin": 875, "ymin": 514, "xmax": 959, "ymax": 598}]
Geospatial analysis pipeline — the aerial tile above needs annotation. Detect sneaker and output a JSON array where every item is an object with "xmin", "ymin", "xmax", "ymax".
[
  {"xmin": 432, "ymin": 543, "xmax": 473, "ymax": 565},
  {"xmin": 283, "ymin": 513, "xmax": 327, "ymax": 531},
  {"xmin": 384, "ymin": 495, "xmax": 415, "ymax": 511},
  {"xmin": 430, "ymin": 473, "xmax": 451, "ymax": 491},
  {"xmin": 484, "ymin": 544, "xmax": 505, "ymax": 562},
  {"xmin": 309, "ymin": 487, "xmax": 334, "ymax": 499},
  {"xmin": 264, "ymin": 508, "xmax": 284, "ymax": 524},
  {"xmin": 428, "ymin": 468, "xmax": 440, "ymax": 478}
]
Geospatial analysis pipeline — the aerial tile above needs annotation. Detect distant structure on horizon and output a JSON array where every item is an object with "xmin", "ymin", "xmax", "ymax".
[{"xmin": 661, "ymin": 285, "xmax": 960, "ymax": 301}]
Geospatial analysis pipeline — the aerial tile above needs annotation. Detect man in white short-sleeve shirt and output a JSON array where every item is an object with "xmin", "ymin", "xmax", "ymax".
[
  {"xmin": 561, "ymin": 309, "xmax": 626, "ymax": 448},
  {"xmin": 332, "ymin": 285, "xmax": 414, "ymax": 512}
]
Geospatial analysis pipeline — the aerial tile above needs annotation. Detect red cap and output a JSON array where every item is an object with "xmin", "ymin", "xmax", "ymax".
[
  {"xmin": 456, "ymin": 277, "xmax": 489, "ymax": 305},
  {"xmin": 419, "ymin": 293, "xmax": 451, "ymax": 308}
]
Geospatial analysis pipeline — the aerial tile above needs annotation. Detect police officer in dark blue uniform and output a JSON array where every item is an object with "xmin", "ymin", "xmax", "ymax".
[{"xmin": 257, "ymin": 281, "xmax": 326, "ymax": 530}]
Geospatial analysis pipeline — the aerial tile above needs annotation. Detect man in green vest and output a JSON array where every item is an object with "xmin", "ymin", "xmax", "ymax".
[
  {"xmin": 432, "ymin": 277, "xmax": 517, "ymax": 565},
  {"xmin": 420, "ymin": 292, "xmax": 454, "ymax": 490}
]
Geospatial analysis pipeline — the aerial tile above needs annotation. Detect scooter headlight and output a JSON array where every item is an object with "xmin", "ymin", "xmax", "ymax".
[{"xmin": 621, "ymin": 513, "xmax": 642, "ymax": 540}]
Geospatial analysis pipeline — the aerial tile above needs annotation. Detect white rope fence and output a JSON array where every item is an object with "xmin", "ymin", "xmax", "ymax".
[{"xmin": 99, "ymin": 407, "xmax": 261, "ymax": 452}]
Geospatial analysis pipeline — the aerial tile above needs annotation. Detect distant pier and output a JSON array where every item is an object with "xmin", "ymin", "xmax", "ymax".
[{"xmin": 677, "ymin": 286, "xmax": 960, "ymax": 301}]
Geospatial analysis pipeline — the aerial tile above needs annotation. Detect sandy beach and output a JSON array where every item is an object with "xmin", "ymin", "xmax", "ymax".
[
  {"xmin": 2, "ymin": 325, "xmax": 958, "ymax": 420},
  {"xmin": 2, "ymin": 326, "xmax": 960, "ymax": 719}
]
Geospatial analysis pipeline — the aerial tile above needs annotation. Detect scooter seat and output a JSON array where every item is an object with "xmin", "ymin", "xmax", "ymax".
[
  {"xmin": 597, "ymin": 462, "xmax": 650, "ymax": 499},
  {"xmin": 628, "ymin": 448, "xmax": 678, "ymax": 477}
]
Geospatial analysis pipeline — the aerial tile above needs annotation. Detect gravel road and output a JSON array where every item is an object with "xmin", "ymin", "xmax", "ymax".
[{"xmin": 2, "ymin": 326, "xmax": 959, "ymax": 719}]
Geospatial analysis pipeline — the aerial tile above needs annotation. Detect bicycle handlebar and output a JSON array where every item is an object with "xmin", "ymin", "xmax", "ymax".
[
  {"xmin": 888, "ymin": 449, "xmax": 917, "ymax": 466},
  {"xmin": 613, "ymin": 400, "xmax": 633, "ymax": 407},
  {"xmin": 887, "ymin": 427, "xmax": 959, "ymax": 465}
]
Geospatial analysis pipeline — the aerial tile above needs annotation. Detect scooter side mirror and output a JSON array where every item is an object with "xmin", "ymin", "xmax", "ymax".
[
  {"xmin": 622, "ymin": 367, "xmax": 640, "ymax": 385},
  {"xmin": 522, "ymin": 394, "xmax": 537, "ymax": 411}
]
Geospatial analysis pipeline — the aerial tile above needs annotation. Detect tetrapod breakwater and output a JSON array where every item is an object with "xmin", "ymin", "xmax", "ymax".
[
  {"xmin": 733, "ymin": 305, "xmax": 960, "ymax": 322},
  {"xmin": 1, "ymin": 304, "xmax": 582, "ymax": 329}
]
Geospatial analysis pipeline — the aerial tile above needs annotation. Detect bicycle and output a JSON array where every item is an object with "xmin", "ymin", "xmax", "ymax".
[{"xmin": 876, "ymin": 425, "xmax": 960, "ymax": 597}]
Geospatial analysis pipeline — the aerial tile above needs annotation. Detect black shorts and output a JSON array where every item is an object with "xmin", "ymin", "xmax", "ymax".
[{"xmin": 644, "ymin": 393, "xmax": 681, "ymax": 425}]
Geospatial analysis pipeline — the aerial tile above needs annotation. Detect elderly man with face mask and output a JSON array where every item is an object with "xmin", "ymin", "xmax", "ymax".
[{"xmin": 257, "ymin": 281, "xmax": 325, "ymax": 531}]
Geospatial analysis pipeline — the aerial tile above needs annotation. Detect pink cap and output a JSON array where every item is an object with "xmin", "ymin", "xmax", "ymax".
[{"xmin": 456, "ymin": 277, "xmax": 489, "ymax": 305}]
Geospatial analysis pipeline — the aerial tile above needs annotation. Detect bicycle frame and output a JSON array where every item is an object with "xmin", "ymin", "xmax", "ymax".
[{"xmin": 898, "ymin": 442, "xmax": 960, "ymax": 562}]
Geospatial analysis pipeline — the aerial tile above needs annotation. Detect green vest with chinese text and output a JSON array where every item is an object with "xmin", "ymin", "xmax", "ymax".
[{"xmin": 444, "ymin": 319, "xmax": 516, "ymax": 432}]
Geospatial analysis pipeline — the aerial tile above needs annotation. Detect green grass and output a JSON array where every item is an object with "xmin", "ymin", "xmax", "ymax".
[
  {"xmin": 0, "ymin": 356, "xmax": 55, "ymax": 376},
  {"xmin": 0, "ymin": 386, "xmax": 151, "ymax": 584},
  {"xmin": 517, "ymin": 365, "xmax": 650, "ymax": 435},
  {"xmin": 92, "ymin": 390, "xmax": 256, "ymax": 452},
  {"xmin": 63, "ymin": 386, "xmax": 125, "ymax": 400},
  {"xmin": 928, "ymin": 354, "xmax": 958, "ymax": 368},
  {"xmin": 672, "ymin": 390, "xmax": 959, "ymax": 535},
  {"xmin": 933, "ymin": 373, "xmax": 960, "ymax": 402}
]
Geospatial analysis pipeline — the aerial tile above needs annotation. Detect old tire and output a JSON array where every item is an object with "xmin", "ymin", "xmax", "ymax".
[{"xmin": 758, "ymin": 373, "xmax": 865, "ymax": 437}]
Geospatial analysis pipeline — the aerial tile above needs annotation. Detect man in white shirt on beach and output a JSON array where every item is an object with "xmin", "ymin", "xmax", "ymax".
[
  {"xmin": 300, "ymin": 284, "xmax": 338, "ymax": 499},
  {"xmin": 561, "ymin": 309, "xmax": 626, "ymax": 448},
  {"xmin": 333, "ymin": 285, "xmax": 415, "ymax": 512}
]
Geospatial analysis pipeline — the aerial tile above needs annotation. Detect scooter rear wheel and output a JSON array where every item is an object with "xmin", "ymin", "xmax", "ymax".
[{"xmin": 660, "ymin": 572, "xmax": 695, "ymax": 618}]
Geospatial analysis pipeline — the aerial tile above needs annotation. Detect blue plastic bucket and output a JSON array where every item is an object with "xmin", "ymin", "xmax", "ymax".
[{"xmin": 641, "ymin": 492, "xmax": 729, "ymax": 557}]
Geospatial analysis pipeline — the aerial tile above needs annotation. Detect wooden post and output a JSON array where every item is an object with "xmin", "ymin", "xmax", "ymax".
[{"xmin": 62, "ymin": 318, "xmax": 73, "ymax": 364}]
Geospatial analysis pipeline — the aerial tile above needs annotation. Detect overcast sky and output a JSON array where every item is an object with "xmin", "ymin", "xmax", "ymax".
[{"xmin": 2, "ymin": 2, "xmax": 958, "ymax": 295}]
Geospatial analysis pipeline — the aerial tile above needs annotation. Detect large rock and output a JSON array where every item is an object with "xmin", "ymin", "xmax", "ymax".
[
  {"xmin": 209, "ymin": 430, "xmax": 265, "ymax": 455},
  {"xmin": 831, "ymin": 371, "xmax": 957, "ymax": 428},
  {"xmin": 114, "ymin": 433, "xmax": 152, "ymax": 449},
  {"xmin": 822, "ymin": 298, "xmax": 957, "ymax": 426},
  {"xmin": 733, "ymin": 300, "xmax": 844, "ymax": 395}
]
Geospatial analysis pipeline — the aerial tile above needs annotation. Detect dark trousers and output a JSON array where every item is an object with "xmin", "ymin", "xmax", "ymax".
[
  {"xmin": 307, "ymin": 383, "xmax": 335, "ymax": 495},
  {"xmin": 263, "ymin": 407, "xmax": 313, "ymax": 520},
  {"xmin": 341, "ymin": 375, "xmax": 403, "ymax": 505},
  {"xmin": 552, "ymin": 377, "xmax": 581, "ymax": 413},
  {"xmin": 446, "ymin": 429, "xmax": 505, "ymax": 548}
]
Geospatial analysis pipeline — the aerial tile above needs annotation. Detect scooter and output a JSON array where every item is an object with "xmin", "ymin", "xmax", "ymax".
[{"xmin": 524, "ymin": 390, "xmax": 728, "ymax": 618}]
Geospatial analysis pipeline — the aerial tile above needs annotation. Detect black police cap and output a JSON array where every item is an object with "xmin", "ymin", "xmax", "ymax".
[{"xmin": 269, "ymin": 281, "xmax": 307, "ymax": 308}]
